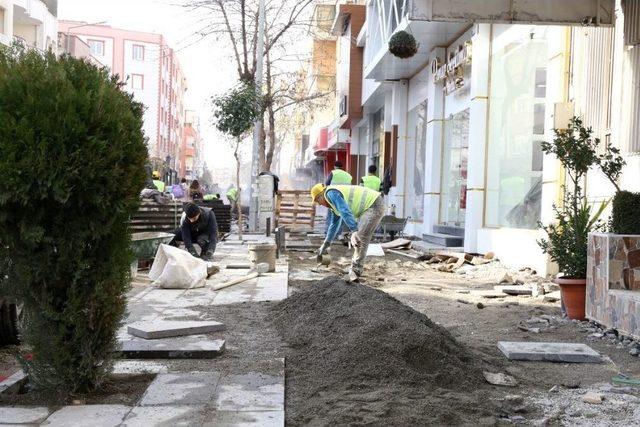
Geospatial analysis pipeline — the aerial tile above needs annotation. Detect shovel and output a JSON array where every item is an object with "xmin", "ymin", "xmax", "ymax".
[{"xmin": 213, "ymin": 262, "xmax": 270, "ymax": 291}]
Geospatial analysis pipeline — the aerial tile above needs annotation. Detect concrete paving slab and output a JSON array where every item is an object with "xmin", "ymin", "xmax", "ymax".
[
  {"xmin": 41, "ymin": 405, "xmax": 131, "ymax": 427},
  {"xmin": 202, "ymin": 410, "xmax": 284, "ymax": 426},
  {"xmin": 159, "ymin": 308, "xmax": 205, "ymax": 319},
  {"xmin": 471, "ymin": 290, "xmax": 507, "ymax": 299},
  {"xmin": 366, "ymin": 244, "xmax": 385, "ymax": 257},
  {"xmin": 138, "ymin": 289, "xmax": 187, "ymax": 304},
  {"xmin": 128, "ymin": 320, "xmax": 225, "ymax": 339},
  {"xmin": 215, "ymin": 373, "xmax": 284, "ymax": 411},
  {"xmin": 0, "ymin": 406, "xmax": 50, "ymax": 424},
  {"xmin": 494, "ymin": 285, "xmax": 533, "ymax": 296},
  {"xmin": 112, "ymin": 360, "xmax": 169, "ymax": 375},
  {"xmin": 122, "ymin": 405, "xmax": 206, "ymax": 426},
  {"xmin": 0, "ymin": 371, "xmax": 27, "ymax": 395},
  {"xmin": 498, "ymin": 341, "xmax": 603, "ymax": 363},
  {"xmin": 119, "ymin": 337, "xmax": 225, "ymax": 359},
  {"xmin": 139, "ymin": 372, "xmax": 221, "ymax": 406}
]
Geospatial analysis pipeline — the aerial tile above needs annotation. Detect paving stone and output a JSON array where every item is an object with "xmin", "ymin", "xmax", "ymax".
[
  {"xmin": 119, "ymin": 337, "xmax": 225, "ymax": 359},
  {"xmin": 202, "ymin": 410, "xmax": 284, "ymax": 426},
  {"xmin": 497, "ymin": 341, "xmax": 603, "ymax": 363},
  {"xmin": 41, "ymin": 405, "xmax": 131, "ymax": 427},
  {"xmin": 215, "ymin": 372, "xmax": 284, "ymax": 411},
  {"xmin": 472, "ymin": 290, "xmax": 507, "ymax": 299},
  {"xmin": 122, "ymin": 405, "xmax": 206, "ymax": 426},
  {"xmin": 140, "ymin": 372, "xmax": 221, "ymax": 406},
  {"xmin": 494, "ymin": 285, "xmax": 533, "ymax": 296},
  {"xmin": 0, "ymin": 406, "xmax": 50, "ymax": 424},
  {"xmin": 128, "ymin": 320, "xmax": 225, "ymax": 339},
  {"xmin": 0, "ymin": 371, "xmax": 26, "ymax": 394},
  {"xmin": 366, "ymin": 244, "xmax": 385, "ymax": 257},
  {"xmin": 112, "ymin": 360, "xmax": 168, "ymax": 375}
]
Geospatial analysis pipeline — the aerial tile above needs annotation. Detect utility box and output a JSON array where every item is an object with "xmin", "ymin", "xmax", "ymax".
[{"xmin": 257, "ymin": 174, "xmax": 275, "ymax": 232}]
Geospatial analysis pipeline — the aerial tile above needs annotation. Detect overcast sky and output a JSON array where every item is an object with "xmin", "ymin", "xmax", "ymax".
[{"xmin": 58, "ymin": 0, "xmax": 239, "ymax": 173}]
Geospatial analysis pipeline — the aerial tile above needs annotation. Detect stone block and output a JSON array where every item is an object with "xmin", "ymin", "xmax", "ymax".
[
  {"xmin": 471, "ymin": 290, "xmax": 506, "ymax": 299},
  {"xmin": 112, "ymin": 361, "xmax": 168, "ymax": 375},
  {"xmin": 127, "ymin": 320, "xmax": 225, "ymax": 339},
  {"xmin": 215, "ymin": 372, "xmax": 284, "ymax": 411},
  {"xmin": 494, "ymin": 285, "xmax": 533, "ymax": 296},
  {"xmin": 139, "ymin": 372, "xmax": 221, "ymax": 406},
  {"xmin": 497, "ymin": 341, "xmax": 603, "ymax": 363},
  {"xmin": 122, "ymin": 406, "xmax": 206, "ymax": 426},
  {"xmin": 0, "ymin": 406, "xmax": 50, "ymax": 424},
  {"xmin": 119, "ymin": 337, "xmax": 225, "ymax": 359},
  {"xmin": 42, "ymin": 405, "xmax": 131, "ymax": 427},
  {"xmin": 202, "ymin": 410, "xmax": 284, "ymax": 427}
]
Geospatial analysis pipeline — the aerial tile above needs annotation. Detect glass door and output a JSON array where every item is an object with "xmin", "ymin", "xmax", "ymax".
[{"xmin": 440, "ymin": 109, "xmax": 470, "ymax": 226}]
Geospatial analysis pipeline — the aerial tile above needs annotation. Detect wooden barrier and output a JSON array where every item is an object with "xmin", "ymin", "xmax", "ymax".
[{"xmin": 131, "ymin": 200, "xmax": 232, "ymax": 234}]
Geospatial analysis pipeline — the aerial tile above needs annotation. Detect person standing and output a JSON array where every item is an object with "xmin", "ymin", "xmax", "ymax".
[
  {"xmin": 189, "ymin": 179, "xmax": 204, "ymax": 201},
  {"xmin": 361, "ymin": 165, "xmax": 382, "ymax": 192},
  {"xmin": 152, "ymin": 171, "xmax": 165, "ymax": 192},
  {"xmin": 311, "ymin": 183, "xmax": 385, "ymax": 279},
  {"xmin": 324, "ymin": 161, "xmax": 352, "ymax": 235},
  {"xmin": 169, "ymin": 203, "xmax": 218, "ymax": 261}
]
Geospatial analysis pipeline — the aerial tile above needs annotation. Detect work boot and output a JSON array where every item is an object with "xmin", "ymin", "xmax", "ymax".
[{"xmin": 202, "ymin": 250, "xmax": 214, "ymax": 261}]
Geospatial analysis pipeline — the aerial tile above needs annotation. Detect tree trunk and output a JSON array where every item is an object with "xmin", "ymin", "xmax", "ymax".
[
  {"xmin": 258, "ymin": 114, "xmax": 266, "ymax": 172},
  {"xmin": 266, "ymin": 104, "xmax": 276, "ymax": 172},
  {"xmin": 234, "ymin": 138, "xmax": 243, "ymax": 240}
]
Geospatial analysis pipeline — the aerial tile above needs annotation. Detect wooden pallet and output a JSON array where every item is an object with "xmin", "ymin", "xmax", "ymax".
[
  {"xmin": 131, "ymin": 201, "xmax": 232, "ymax": 234},
  {"xmin": 276, "ymin": 190, "xmax": 316, "ymax": 231}
]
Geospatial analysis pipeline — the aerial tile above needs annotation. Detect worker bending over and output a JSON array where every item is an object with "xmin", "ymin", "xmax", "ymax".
[
  {"xmin": 311, "ymin": 184, "xmax": 385, "ymax": 278},
  {"xmin": 169, "ymin": 203, "xmax": 218, "ymax": 261}
]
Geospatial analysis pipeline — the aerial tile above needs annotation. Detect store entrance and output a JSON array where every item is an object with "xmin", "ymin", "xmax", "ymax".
[{"xmin": 440, "ymin": 109, "xmax": 470, "ymax": 226}]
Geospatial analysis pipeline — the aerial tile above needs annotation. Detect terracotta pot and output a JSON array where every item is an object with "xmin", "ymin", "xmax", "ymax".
[{"xmin": 553, "ymin": 276, "xmax": 587, "ymax": 320}]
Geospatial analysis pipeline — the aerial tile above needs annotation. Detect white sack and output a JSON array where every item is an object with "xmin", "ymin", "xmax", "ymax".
[{"xmin": 148, "ymin": 244, "xmax": 207, "ymax": 289}]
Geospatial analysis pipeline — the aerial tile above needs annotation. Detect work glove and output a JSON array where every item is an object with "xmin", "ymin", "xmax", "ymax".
[
  {"xmin": 202, "ymin": 250, "xmax": 214, "ymax": 261},
  {"xmin": 187, "ymin": 246, "xmax": 199, "ymax": 258},
  {"xmin": 317, "ymin": 242, "xmax": 329, "ymax": 263},
  {"xmin": 350, "ymin": 231, "xmax": 362, "ymax": 248}
]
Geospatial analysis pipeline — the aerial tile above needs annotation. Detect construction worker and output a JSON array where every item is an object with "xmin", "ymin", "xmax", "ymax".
[
  {"xmin": 324, "ymin": 161, "xmax": 352, "ymax": 186},
  {"xmin": 169, "ymin": 203, "xmax": 218, "ymax": 261},
  {"xmin": 361, "ymin": 165, "xmax": 382, "ymax": 192},
  {"xmin": 311, "ymin": 183, "xmax": 385, "ymax": 279},
  {"xmin": 152, "ymin": 171, "xmax": 165, "ymax": 192}
]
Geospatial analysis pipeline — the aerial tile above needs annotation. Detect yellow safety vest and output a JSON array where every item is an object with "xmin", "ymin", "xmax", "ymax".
[
  {"xmin": 153, "ymin": 180, "xmax": 165, "ymax": 192},
  {"xmin": 330, "ymin": 169, "xmax": 352, "ymax": 185},
  {"xmin": 226, "ymin": 188, "xmax": 238, "ymax": 201},
  {"xmin": 325, "ymin": 185, "xmax": 380, "ymax": 219},
  {"xmin": 361, "ymin": 175, "xmax": 381, "ymax": 191}
]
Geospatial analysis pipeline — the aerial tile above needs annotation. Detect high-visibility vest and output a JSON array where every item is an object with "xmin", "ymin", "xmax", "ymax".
[
  {"xmin": 226, "ymin": 188, "xmax": 238, "ymax": 202},
  {"xmin": 325, "ymin": 185, "xmax": 380, "ymax": 219},
  {"xmin": 361, "ymin": 175, "xmax": 382, "ymax": 191},
  {"xmin": 153, "ymin": 180, "xmax": 165, "ymax": 192},
  {"xmin": 330, "ymin": 168, "xmax": 352, "ymax": 185}
]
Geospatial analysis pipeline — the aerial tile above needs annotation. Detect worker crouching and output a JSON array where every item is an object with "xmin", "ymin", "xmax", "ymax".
[
  {"xmin": 169, "ymin": 203, "xmax": 218, "ymax": 261},
  {"xmin": 311, "ymin": 183, "xmax": 385, "ymax": 278}
]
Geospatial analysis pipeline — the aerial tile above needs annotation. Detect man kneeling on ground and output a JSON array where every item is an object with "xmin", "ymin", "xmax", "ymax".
[
  {"xmin": 311, "ymin": 183, "xmax": 385, "ymax": 278},
  {"xmin": 169, "ymin": 203, "xmax": 218, "ymax": 261}
]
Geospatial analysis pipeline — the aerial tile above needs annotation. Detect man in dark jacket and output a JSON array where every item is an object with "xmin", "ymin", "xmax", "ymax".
[{"xmin": 169, "ymin": 203, "xmax": 218, "ymax": 260}]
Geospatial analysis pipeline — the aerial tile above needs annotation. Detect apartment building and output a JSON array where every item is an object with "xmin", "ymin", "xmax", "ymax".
[
  {"xmin": 0, "ymin": 0, "xmax": 58, "ymax": 50},
  {"xmin": 180, "ymin": 110, "xmax": 203, "ymax": 181},
  {"xmin": 59, "ymin": 21, "xmax": 188, "ymax": 180}
]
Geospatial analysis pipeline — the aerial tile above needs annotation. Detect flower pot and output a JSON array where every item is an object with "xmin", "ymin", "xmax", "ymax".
[{"xmin": 553, "ymin": 277, "xmax": 587, "ymax": 320}]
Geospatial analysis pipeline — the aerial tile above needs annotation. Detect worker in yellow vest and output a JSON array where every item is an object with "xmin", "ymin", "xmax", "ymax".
[
  {"xmin": 324, "ymin": 161, "xmax": 352, "ymax": 235},
  {"xmin": 361, "ymin": 165, "xmax": 382, "ymax": 192},
  {"xmin": 311, "ymin": 183, "xmax": 385, "ymax": 280},
  {"xmin": 152, "ymin": 171, "xmax": 165, "ymax": 192}
]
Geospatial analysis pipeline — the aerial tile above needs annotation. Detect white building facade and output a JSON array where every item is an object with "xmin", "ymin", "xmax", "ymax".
[
  {"xmin": 356, "ymin": 0, "xmax": 640, "ymax": 275},
  {"xmin": 0, "ymin": 0, "xmax": 57, "ymax": 50}
]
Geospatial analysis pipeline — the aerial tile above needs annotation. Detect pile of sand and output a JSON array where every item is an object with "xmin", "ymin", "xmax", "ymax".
[{"xmin": 273, "ymin": 278, "xmax": 500, "ymax": 425}]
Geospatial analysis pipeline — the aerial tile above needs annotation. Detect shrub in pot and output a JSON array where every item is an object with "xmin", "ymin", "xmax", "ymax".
[
  {"xmin": 0, "ymin": 45, "xmax": 147, "ymax": 393},
  {"xmin": 538, "ymin": 117, "xmax": 610, "ymax": 320},
  {"xmin": 389, "ymin": 31, "xmax": 418, "ymax": 59}
]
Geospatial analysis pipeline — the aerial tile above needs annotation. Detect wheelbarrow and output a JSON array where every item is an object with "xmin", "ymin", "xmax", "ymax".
[
  {"xmin": 377, "ymin": 215, "xmax": 410, "ymax": 241},
  {"xmin": 130, "ymin": 232, "xmax": 174, "ymax": 278}
]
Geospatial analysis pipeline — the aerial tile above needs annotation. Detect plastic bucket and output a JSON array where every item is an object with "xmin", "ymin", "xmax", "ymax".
[{"xmin": 248, "ymin": 243, "xmax": 277, "ymax": 272}]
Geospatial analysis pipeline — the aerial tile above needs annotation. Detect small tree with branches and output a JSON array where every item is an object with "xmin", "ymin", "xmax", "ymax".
[{"xmin": 212, "ymin": 82, "xmax": 262, "ymax": 238}]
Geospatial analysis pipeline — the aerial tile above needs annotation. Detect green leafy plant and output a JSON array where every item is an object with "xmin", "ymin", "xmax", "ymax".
[
  {"xmin": 212, "ymin": 82, "xmax": 262, "ymax": 238},
  {"xmin": 389, "ymin": 31, "xmax": 418, "ymax": 59},
  {"xmin": 538, "ymin": 117, "xmax": 611, "ymax": 278},
  {"xmin": 0, "ymin": 45, "xmax": 147, "ymax": 393},
  {"xmin": 610, "ymin": 190, "xmax": 640, "ymax": 234}
]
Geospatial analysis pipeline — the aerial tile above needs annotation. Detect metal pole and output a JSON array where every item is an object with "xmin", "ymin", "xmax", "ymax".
[{"xmin": 249, "ymin": 0, "xmax": 266, "ymax": 232}]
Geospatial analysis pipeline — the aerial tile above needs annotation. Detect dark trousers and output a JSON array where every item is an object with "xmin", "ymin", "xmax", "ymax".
[{"xmin": 170, "ymin": 229, "xmax": 212, "ymax": 254}]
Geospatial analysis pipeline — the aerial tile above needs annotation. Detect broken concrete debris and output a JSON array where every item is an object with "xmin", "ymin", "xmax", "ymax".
[
  {"xmin": 483, "ymin": 372, "xmax": 518, "ymax": 387},
  {"xmin": 581, "ymin": 392, "xmax": 604, "ymax": 404}
]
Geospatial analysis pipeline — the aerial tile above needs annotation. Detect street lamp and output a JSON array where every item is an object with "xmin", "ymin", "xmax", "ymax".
[{"xmin": 65, "ymin": 21, "xmax": 107, "ymax": 54}]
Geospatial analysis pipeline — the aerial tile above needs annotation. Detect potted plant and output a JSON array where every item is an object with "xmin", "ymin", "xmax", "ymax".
[
  {"xmin": 389, "ymin": 30, "xmax": 418, "ymax": 59},
  {"xmin": 538, "ymin": 117, "xmax": 613, "ymax": 320}
]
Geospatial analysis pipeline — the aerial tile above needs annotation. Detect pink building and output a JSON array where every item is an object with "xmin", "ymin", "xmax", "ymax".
[{"xmin": 59, "ymin": 21, "xmax": 187, "ymax": 176}]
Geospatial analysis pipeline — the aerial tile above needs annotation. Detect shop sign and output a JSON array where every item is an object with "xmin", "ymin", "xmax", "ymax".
[{"xmin": 431, "ymin": 40, "xmax": 472, "ymax": 95}]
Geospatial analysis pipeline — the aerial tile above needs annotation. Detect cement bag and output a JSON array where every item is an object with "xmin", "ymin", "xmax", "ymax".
[{"xmin": 148, "ymin": 244, "xmax": 207, "ymax": 289}]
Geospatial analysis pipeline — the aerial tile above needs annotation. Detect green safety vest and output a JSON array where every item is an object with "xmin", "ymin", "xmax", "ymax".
[
  {"xmin": 361, "ymin": 175, "xmax": 382, "ymax": 191},
  {"xmin": 325, "ymin": 185, "xmax": 380, "ymax": 219},
  {"xmin": 226, "ymin": 188, "xmax": 238, "ymax": 201},
  {"xmin": 330, "ymin": 169, "xmax": 352, "ymax": 185},
  {"xmin": 153, "ymin": 180, "xmax": 165, "ymax": 192}
]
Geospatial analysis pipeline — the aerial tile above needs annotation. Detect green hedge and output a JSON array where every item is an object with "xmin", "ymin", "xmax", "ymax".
[
  {"xmin": 611, "ymin": 191, "xmax": 640, "ymax": 235},
  {"xmin": 0, "ymin": 46, "xmax": 147, "ymax": 393}
]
